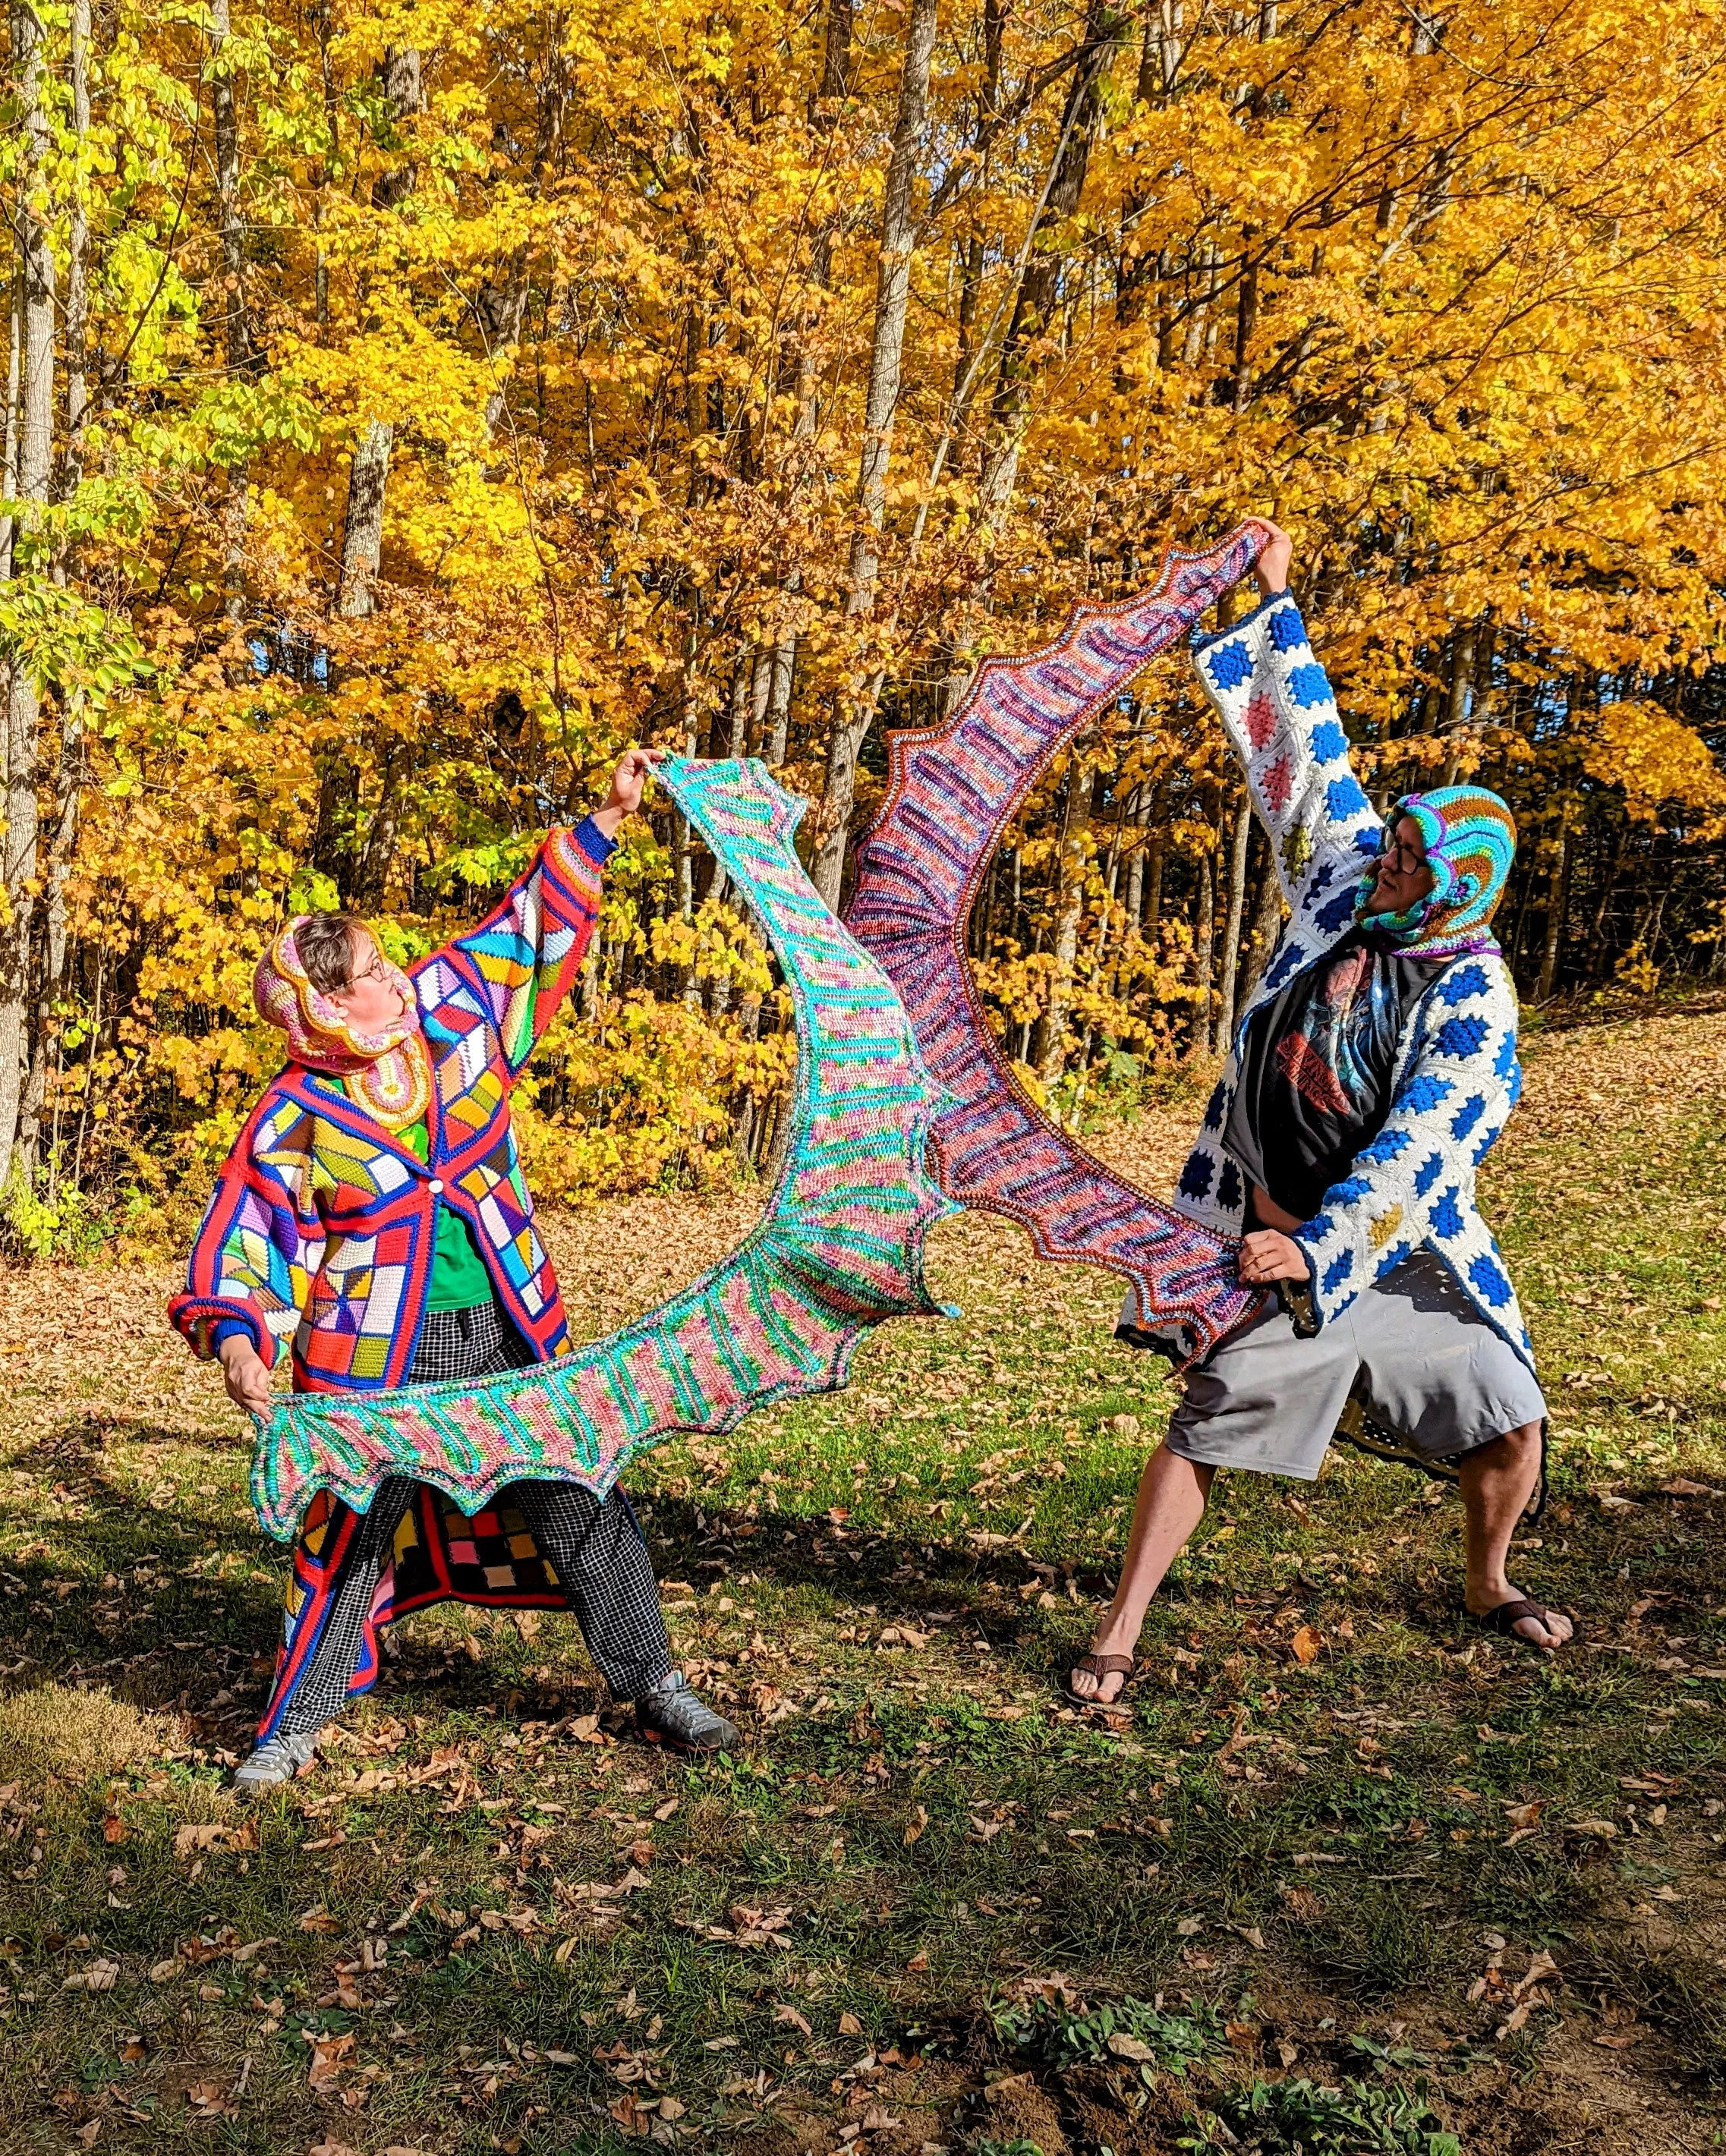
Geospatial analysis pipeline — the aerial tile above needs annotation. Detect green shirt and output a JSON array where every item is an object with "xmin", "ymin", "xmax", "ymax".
[{"xmin": 337, "ymin": 1086, "xmax": 495, "ymax": 1312}]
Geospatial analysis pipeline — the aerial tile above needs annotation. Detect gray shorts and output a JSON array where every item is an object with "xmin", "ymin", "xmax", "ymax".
[{"xmin": 1162, "ymin": 1251, "xmax": 1546, "ymax": 1481}]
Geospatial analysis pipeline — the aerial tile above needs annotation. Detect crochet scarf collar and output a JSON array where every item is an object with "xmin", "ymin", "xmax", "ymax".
[
  {"xmin": 1353, "ymin": 785, "xmax": 1516, "ymax": 962},
  {"xmin": 254, "ymin": 918, "xmax": 432, "ymax": 1132}
]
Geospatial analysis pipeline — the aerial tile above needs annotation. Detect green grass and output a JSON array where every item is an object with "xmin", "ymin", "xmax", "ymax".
[{"xmin": 2, "ymin": 1004, "xmax": 1726, "ymax": 2154}]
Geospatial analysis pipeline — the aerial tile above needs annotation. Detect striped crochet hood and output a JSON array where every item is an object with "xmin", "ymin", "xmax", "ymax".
[{"xmin": 1354, "ymin": 785, "xmax": 1517, "ymax": 960}]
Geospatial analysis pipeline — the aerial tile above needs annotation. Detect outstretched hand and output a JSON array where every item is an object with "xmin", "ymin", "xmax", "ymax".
[
  {"xmin": 217, "ymin": 1333, "xmax": 273, "ymax": 1418},
  {"xmin": 593, "ymin": 748, "xmax": 666, "ymax": 839},
  {"xmin": 1238, "ymin": 1228, "xmax": 1308, "ymax": 1285},
  {"xmin": 1251, "ymin": 518, "xmax": 1294, "ymax": 598}
]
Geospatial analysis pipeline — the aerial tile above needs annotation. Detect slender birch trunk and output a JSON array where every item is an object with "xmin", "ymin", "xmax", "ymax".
[
  {"xmin": 211, "ymin": 0, "xmax": 250, "ymax": 625},
  {"xmin": 337, "ymin": 44, "xmax": 420, "ymax": 620},
  {"xmin": 809, "ymin": 0, "xmax": 938, "ymax": 910},
  {"xmin": 1037, "ymin": 751, "xmax": 1092, "ymax": 1088},
  {"xmin": 1213, "ymin": 795, "xmax": 1252, "ymax": 1050},
  {"xmin": 21, "ymin": 0, "xmax": 94, "ymax": 1174},
  {"xmin": 0, "ymin": 0, "xmax": 57, "ymax": 1188},
  {"xmin": 1192, "ymin": 841, "xmax": 1215, "ymax": 1057}
]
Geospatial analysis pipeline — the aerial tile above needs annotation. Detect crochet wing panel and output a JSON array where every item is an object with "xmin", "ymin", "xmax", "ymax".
[
  {"xmin": 250, "ymin": 757, "xmax": 953, "ymax": 1541},
  {"xmin": 1291, "ymin": 955, "xmax": 1533, "ymax": 1366},
  {"xmin": 843, "ymin": 524, "xmax": 1273, "ymax": 1365}
]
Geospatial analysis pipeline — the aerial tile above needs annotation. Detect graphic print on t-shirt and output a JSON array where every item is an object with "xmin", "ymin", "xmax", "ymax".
[{"xmin": 1271, "ymin": 943, "xmax": 1375, "ymax": 1120}]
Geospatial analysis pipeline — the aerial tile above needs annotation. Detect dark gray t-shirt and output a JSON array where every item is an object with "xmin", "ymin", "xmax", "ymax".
[{"xmin": 1224, "ymin": 932, "xmax": 1441, "ymax": 1224}]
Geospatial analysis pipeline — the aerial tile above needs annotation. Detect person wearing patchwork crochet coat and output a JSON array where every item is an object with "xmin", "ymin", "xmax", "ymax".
[
  {"xmin": 1068, "ymin": 526, "xmax": 1572, "ymax": 1709},
  {"xmin": 172, "ymin": 752, "xmax": 742, "ymax": 1788}
]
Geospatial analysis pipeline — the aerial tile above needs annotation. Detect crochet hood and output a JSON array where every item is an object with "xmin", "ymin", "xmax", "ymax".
[
  {"xmin": 1355, "ymin": 785, "xmax": 1517, "ymax": 959},
  {"xmin": 254, "ymin": 917, "xmax": 430, "ymax": 1128}
]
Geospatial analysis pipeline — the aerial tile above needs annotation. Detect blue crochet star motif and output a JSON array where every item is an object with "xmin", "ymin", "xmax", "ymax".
[
  {"xmin": 1435, "ymin": 962, "xmax": 1488, "ymax": 1005},
  {"xmin": 1450, "ymin": 1093, "xmax": 1487, "ymax": 1142},
  {"xmin": 1375, "ymin": 1239, "xmax": 1413, "ymax": 1278},
  {"xmin": 1356, "ymin": 1128, "xmax": 1413, "ymax": 1166},
  {"xmin": 1313, "ymin": 887, "xmax": 1359, "ymax": 934},
  {"xmin": 1494, "ymin": 1031, "xmax": 1518, "ymax": 1082},
  {"xmin": 1203, "ymin": 1078, "xmax": 1229, "ymax": 1132},
  {"xmin": 1326, "ymin": 1175, "xmax": 1372, "ymax": 1202},
  {"xmin": 1269, "ymin": 606, "xmax": 1307, "ymax": 653},
  {"xmin": 1412, "ymin": 1151, "xmax": 1444, "ymax": 1198},
  {"xmin": 1467, "ymin": 1253, "xmax": 1513, "ymax": 1308},
  {"xmin": 1260, "ymin": 941, "xmax": 1307, "ymax": 993},
  {"xmin": 1207, "ymin": 641, "xmax": 1253, "ymax": 692},
  {"xmin": 1287, "ymin": 663, "xmax": 1332, "ymax": 709},
  {"xmin": 1430, "ymin": 1187, "xmax": 1465, "ymax": 1239},
  {"xmin": 1309, "ymin": 720, "xmax": 1348, "ymax": 763},
  {"xmin": 1217, "ymin": 1157, "xmax": 1243, "ymax": 1213},
  {"xmin": 1396, "ymin": 1073, "xmax": 1454, "ymax": 1116},
  {"xmin": 1178, "ymin": 1149, "xmax": 1216, "ymax": 1203},
  {"xmin": 1325, "ymin": 775, "xmax": 1372, "ymax": 822},
  {"xmin": 1435, "ymin": 1015, "xmax": 1489, "ymax": 1060},
  {"xmin": 1321, "ymin": 1249, "xmax": 1355, "ymax": 1294}
]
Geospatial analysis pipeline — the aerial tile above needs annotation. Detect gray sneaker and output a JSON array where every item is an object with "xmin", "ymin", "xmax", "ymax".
[
  {"xmin": 232, "ymin": 1730, "xmax": 320, "ymax": 1792},
  {"xmin": 636, "ymin": 1673, "xmax": 739, "ymax": 1755}
]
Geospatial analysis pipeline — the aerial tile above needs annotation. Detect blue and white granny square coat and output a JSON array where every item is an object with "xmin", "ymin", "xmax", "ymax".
[{"xmin": 1170, "ymin": 593, "xmax": 1535, "ymax": 1373}]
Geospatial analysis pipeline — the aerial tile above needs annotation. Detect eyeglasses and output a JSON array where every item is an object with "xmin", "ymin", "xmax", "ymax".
[
  {"xmin": 332, "ymin": 953, "xmax": 392, "ymax": 996},
  {"xmin": 1378, "ymin": 825, "xmax": 1427, "ymax": 877}
]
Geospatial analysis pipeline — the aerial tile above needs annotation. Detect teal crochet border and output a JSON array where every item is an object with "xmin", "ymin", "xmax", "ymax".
[{"xmin": 251, "ymin": 757, "xmax": 954, "ymax": 1542}]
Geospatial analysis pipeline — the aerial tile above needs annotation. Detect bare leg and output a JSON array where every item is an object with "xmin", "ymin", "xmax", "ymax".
[
  {"xmin": 1460, "ymin": 1422, "xmax": 1573, "ymax": 1651},
  {"xmin": 1069, "ymin": 1444, "xmax": 1216, "ymax": 1704}
]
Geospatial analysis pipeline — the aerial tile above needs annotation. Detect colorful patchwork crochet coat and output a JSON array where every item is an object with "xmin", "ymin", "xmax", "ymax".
[
  {"xmin": 169, "ymin": 820, "xmax": 612, "ymax": 1388},
  {"xmin": 1170, "ymin": 594, "xmax": 1534, "ymax": 1371}
]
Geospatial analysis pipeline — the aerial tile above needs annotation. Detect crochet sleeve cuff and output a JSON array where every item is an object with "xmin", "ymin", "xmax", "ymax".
[{"xmin": 169, "ymin": 1294, "xmax": 277, "ymax": 1368}]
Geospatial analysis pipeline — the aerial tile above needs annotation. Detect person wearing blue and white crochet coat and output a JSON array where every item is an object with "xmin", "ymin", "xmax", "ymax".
[{"xmin": 1067, "ymin": 524, "xmax": 1573, "ymax": 1711}]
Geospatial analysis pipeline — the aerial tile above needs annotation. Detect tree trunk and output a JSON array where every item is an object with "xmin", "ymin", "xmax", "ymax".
[
  {"xmin": 335, "ymin": 44, "xmax": 421, "ymax": 621},
  {"xmin": 1213, "ymin": 795, "xmax": 1252, "ymax": 1051},
  {"xmin": 1037, "ymin": 754, "xmax": 1094, "ymax": 1088},
  {"xmin": 1192, "ymin": 840, "xmax": 1215, "ymax": 1056},
  {"xmin": 978, "ymin": 0, "xmax": 1125, "ymax": 518},
  {"xmin": 808, "ymin": 0, "xmax": 938, "ymax": 910},
  {"xmin": 337, "ymin": 420, "xmax": 392, "ymax": 619},
  {"xmin": 20, "ymin": 0, "xmax": 94, "ymax": 1174},
  {"xmin": 0, "ymin": 0, "xmax": 56, "ymax": 1188},
  {"xmin": 1535, "ymin": 824, "xmax": 1569, "ymax": 1002},
  {"xmin": 1237, "ymin": 833, "xmax": 1284, "ymax": 1009},
  {"xmin": 211, "ymin": 0, "xmax": 250, "ymax": 624}
]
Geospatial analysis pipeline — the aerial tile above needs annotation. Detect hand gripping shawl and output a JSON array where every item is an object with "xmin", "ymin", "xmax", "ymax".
[
  {"xmin": 844, "ymin": 525, "xmax": 1272, "ymax": 1367},
  {"xmin": 252, "ymin": 756, "xmax": 953, "ymax": 1542}
]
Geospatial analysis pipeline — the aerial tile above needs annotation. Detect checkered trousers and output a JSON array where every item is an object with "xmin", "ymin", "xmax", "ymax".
[{"xmin": 273, "ymin": 1305, "xmax": 672, "ymax": 1735}]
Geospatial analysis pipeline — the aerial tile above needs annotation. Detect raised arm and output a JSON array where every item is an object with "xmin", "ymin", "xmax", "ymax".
[
  {"xmin": 1191, "ymin": 544, "xmax": 1380, "ymax": 932},
  {"xmin": 422, "ymin": 750, "xmax": 660, "ymax": 1078}
]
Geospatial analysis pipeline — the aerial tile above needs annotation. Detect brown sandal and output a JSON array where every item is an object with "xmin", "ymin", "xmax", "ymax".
[
  {"xmin": 1471, "ymin": 1597, "xmax": 1572, "ymax": 1651},
  {"xmin": 1061, "ymin": 1652, "xmax": 1135, "ymax": 1708}
]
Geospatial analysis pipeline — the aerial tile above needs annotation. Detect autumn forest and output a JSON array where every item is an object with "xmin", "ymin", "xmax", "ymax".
[{"xmin": 3, "ymin": 0, "xmax": 1725, "ymax": 1244}]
